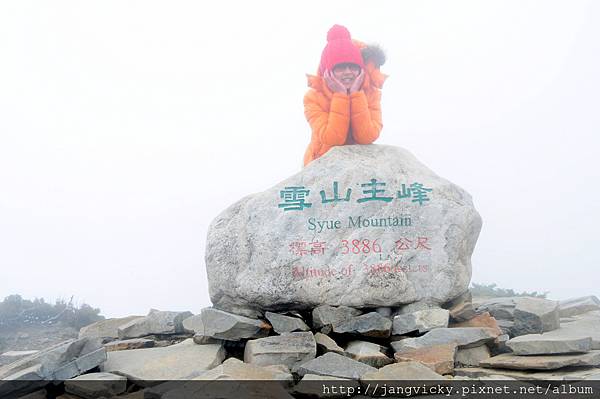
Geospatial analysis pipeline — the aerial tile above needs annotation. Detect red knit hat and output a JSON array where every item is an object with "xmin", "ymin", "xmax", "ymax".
[{"xmin": 318, "ymin": 24, "xmax": 364, "ymax": 76}]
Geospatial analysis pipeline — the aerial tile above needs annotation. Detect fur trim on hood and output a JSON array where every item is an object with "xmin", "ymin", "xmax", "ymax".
[{"xmin": 361, "ymin": 44, "xmax": 386, "ymax": 68}]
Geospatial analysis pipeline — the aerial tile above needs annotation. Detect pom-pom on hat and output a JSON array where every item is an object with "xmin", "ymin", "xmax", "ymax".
[{"xmin": 318, "ymin": 24, "xmax": 364, "ymax": 76}]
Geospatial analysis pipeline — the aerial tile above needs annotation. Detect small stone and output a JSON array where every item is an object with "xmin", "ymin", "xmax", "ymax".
[
  {"xmin": 314, "ymin": 332, "xmax": 344, "ymax": 355},
  {"xmin": 344, "ymin": 340, "xmax": 393, "ymax": 368},
  {"xmin": 244, "ymin": 332, "xmax": 316, "ymax": 368},
  {"xmin": 295, "ymin": 352, "xmax": 377, "ymax": 380},
  {"xmin": 394, "ymin": 343, "xmax": 456, "ymax": 375},
  {"xmin": 392, "ymin": 308, "xmax": 449, "ymax": 335},
  {"xmin": 455, "ymin": 345, "xmax": 491, "ymax": 367},
  {"xmin": 200, "ymin": 307, "xmax": 271, "ymax": 341},
  {"xmin": 361, "ymin": 361, "xmax": 445, "ymax": 381},
  {"xmin": 265, "ymin": 311, "xmax": 310, "ymax": 334},
  {"xmin": 332, "ymin": 312, "xmax": 392, "ymax": 338},
  {"xmin": 192, "ymin": 334, "xmax": 220, "ymax": 345},
  {"xmin": 312, "ymin": 305, "xmax": 361, "ymax": 330},
  {"xmin": 181, "ymin": 314, "xmax": 204, "ymax": 334},
  {"xmin": 375, "ymin": 307, "xmax": 392, "ymax": 317},
  {"xmin": 65, "ymin": 372, "xmax": 127, "ymax": 399}
]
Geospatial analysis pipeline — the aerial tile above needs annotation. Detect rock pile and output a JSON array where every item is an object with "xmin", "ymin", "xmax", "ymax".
[{"xmin": 2, "ymin": 295, "xmax": 600, "ymax": 398}]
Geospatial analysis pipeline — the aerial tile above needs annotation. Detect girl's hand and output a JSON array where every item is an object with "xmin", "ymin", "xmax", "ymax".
[
  {"xmin": 324, "ymin": 69, "xmax": 347, "ymax": 94},
  {"xmin": 349, "ymin": 69, "xmax": 365, "ymax": 94}
]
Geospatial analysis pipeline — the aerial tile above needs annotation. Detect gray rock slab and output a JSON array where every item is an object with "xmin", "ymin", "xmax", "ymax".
[
  {"xmin": 475, "ymin": 297, "xmax": 517, "ymax": 320},
  {"xmin": 392, "ymin": 308, "xmax": 449, "ymax": 334},
  {"xmin": 312, "ymin": 305, "xmax": 362, "ymax": 330},
  {"xmin": 314, "ymin": 332, "xmax": 344, "ymax": 355},
  {"xmin": 361, "ymin": 361, "xmax": 445, "ymax": 381},
  {"xmin": 181, "ymin": 314, "xmax": 204, "ymax": 334},
  {"xmin": 117, "ymin": 309, "xmax": 193, "ymax": 339},
  {"xmin": 506, "ymin": 333, "xmax": 592, "ymax": 355},
  {"xmin": 0, "ymin": 338, "xmax": 106, "ymax": 398},
  {"xmin": 455, "ymin": 345, "xmax": 491, "ymax": 367},
  {"xmin": 559, "ymin": 311, "xmax": 600, "ymax": 349},
  {"xmin": 559, "ymin": 296, "xmax": 600, "ymax": 317},
  {"xmin": 79, "ymin": 316, "xmax": 144, "ymax": 341},
  {"xmin": 332, "ymin": 312, "xmax": 392, "ymax": 338},
  {"xmin": 244, "ymin": 331, "xmax": 316, "ymax": 368},
  {"xmin": 104, "ymin": 338, "xmax": 155, "ymax": 352},
  {"xmin": 206, "ymin": 145, "xmax": 482, "ymax": 312},
  {"xmin": 295, "ymin": 352, "xmax": 377, "ymax": 380},
  {"xmin": 100, "ymin": 338, "xmax": 224, "ymax": 386},
  {"xmin": 344, "ymin": 340, "xmax": 393, "ymax": 367},
  {"xmin": 265, "ymin": 311, "xmax": 310, "ymax": 333},
  {"xmin": 513, "ymin": 297, "xmax": 560, "ymax": 336},
  {"xmin": 65, "ymin": 372, "xmax": 127, "ymax": 399},
  {"xmin": 200, "ymin": 307, "xmax": 271, "ymax": 341},
  {"xmin": 194, "ymin": 357, "xmax": 292, "ymax": 381},
  {"xmin": 455, "ymin": 366, "xmax": 600, "ymax": 381},
  {"xmin": 480, "ymin": 350, "xmax": 600, "ymax": 370},
  {"xmin": 391, "ymin": 327, "xmax": 499, "ymax": 352}
]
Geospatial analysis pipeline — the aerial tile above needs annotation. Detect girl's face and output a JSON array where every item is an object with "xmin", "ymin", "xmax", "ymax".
[{"xmin": 332, "ymin": 63, "xmax": 361, "ymax": 90}]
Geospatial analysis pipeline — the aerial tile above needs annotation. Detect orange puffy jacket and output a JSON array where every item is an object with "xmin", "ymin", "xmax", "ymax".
[{"xmin": 303, "ymin": 41, "xmax": 387, "ymax": 166}]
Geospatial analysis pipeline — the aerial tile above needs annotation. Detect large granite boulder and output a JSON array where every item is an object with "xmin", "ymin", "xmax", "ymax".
[{"xmin": 206, "ymin": 145, "xmax": 482, "ymax": 314}]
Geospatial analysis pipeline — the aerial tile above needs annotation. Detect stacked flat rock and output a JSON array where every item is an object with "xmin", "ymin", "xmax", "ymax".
[
  {"xmin": 206, "ymin": 145, "xmax": 482, "ymax": 314},
  {"xmin": 6, "ymin": 292, "xmax": 600, "ymax": 398}
]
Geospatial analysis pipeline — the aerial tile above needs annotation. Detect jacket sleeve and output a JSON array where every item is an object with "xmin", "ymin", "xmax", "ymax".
[
  {"xmin": 349, "ymin": 89, "xmax": 382, "ymax": 144},
  {"xmin": 304, "ymin": 90, "xmax": 350, "ymax": 146}
]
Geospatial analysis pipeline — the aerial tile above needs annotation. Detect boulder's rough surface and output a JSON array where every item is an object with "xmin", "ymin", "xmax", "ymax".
[
  {"xmin": 0, "ymin": 338, "xmax": 106, "ymax": 398},
  {"xmin": 100, "ymin": 338, "xmax": 225, "ymax": 385},
  {"xmin": 117, "ymin": 310, "xmax": 193, "ymax": 339},
  {"xmin": 243, "ymin": 332, "xmax": 316, "ymax": 368},
  {"xmin": 65, "ymin": 372, "xmax": 127, "ymax": 399},
  {"xmin": 206, "ymin": 145, "xmax": 482, "ymax": 312},
  {"xmin": 559, "ymin": 311, "xmax": 600, "ymax": 349},
  {"xmin": 449, "ymin": 312, "xmax": 502, "ymax": 336},
  {"xmin": 392, "ymin": 308, "xmax": 449, "ymax": 335}
]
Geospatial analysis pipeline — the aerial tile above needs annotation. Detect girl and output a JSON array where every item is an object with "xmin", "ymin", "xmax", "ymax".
[{"xmin": 303, "ymin": 24, "xmax": 387, "ymax": 166}]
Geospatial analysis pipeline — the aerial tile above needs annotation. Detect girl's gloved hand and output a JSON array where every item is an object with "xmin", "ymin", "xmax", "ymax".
[
  {"xmin": 349, "ymin": 69, "xmax": 365, "ymax": 94},
  {"xmin": 323, "ymin": 69, "xmax": 348, "ymax": 94}
]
